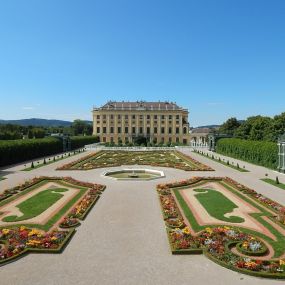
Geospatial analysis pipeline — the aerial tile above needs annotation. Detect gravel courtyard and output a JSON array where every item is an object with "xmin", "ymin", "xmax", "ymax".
[{"xmin": 0, "ymin": 149, "xmax": 285, "ymax": 285}]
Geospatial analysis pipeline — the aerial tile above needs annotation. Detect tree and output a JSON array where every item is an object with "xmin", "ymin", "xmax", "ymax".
[
  {"xmin": 72, "ymin": 120, "xmax": 92, "ymax": 136},
  {"xmin": 219, "ymin": 117, "xmax": 241, "ymax": 135}
]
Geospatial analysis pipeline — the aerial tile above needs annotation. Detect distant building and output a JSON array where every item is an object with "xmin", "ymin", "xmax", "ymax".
[{"xmin": 92, "ymin": 101, "xmax": 190, "ymax": 144}]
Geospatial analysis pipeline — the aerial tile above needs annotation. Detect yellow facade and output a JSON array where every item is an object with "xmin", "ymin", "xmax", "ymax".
[{"xmin": 92, "ymin": 101, "xmax": 190, "ymax": 144}]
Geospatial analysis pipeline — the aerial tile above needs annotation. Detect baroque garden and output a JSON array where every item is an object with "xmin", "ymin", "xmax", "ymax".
[{"xmin": 0, "ymin": 104, "xmax": 285, "ymax": 284}]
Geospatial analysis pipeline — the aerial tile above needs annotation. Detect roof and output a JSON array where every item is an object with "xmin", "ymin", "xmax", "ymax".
[{"xmin": 95, "ymin": 101, "xmax": 187, "ymax": 111}]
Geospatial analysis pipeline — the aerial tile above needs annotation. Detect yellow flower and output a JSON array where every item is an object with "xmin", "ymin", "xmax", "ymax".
[
  {"xmin": 242, "ymin": 241, "xmax": 249, "ymax": 248},
  {"xmin": 2, "ymin": 228, "xmax": 10, "ymax": 235},
  {"xmin": 280, "ymin": 259, "xmax": 285, "ymax": 266},
  {"xmin": 182, "ymin": 227, "xmax": 191, "ymax": 235},
  {"xmin": 20, "ymin": 226, "xmax": 26, "ymax": 231},
  {"xmin": 205, "ymin": 227, "xmax": 213, "ymax": 234},
  {"xmin": 51, "ymin": 236, "xmax": 57, "ymax": 241},
  {"xmin": 28, "ymin": 229, "xmax": 41, "ymax": 236}
]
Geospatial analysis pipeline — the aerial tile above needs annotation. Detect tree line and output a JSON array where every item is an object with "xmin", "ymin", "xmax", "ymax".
[
  {"xmin": 218, "ymin": 112, "xmax": 285, "ymax": 142},
  {"xmin": 0, "ymin": 119, "xmax": 93, "ymax": 140}
]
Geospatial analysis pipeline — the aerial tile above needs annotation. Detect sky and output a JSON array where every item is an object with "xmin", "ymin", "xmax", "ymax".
[{"xmin": 0, "ymin": 0, "xmax": 284, "ymax": 127}]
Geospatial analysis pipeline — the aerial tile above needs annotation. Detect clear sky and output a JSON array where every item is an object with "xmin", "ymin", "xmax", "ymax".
[{"xmin": 0, "ymin": 0, "xmax": 284, "ymax": 127}]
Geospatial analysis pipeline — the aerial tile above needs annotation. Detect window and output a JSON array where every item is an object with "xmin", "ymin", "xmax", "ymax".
[
  {"xmin": 154, "ymin": 127, "xmax": 157, "ymax": 134},
  {"xmin": 132, "ymin": 127, "xmax": 136, "ymax": 133},
  {"xmin": 140, "ymin": 127, "xmax": 143, "ymax": 134},
  {"xmin": 118, "ymin": 114, "xmax": 121, "ymax": 119},
  {"xmin": 161, "ymin": 127, "xmax": 165, "ymax": 134},
  {"xmin": 176, "ymin": 115, "xmax": 179, "ymax": 120},
  {"xmin": 132, "ymin": 115, "xmax": 136, "ymax": 119},
  {"xmin": 125, "ymin": 115, "xmax": 128, "ymax": 119},
  {"xmin": 147, "ymin": 115, "xmax": 150, "ymax": 120},
  {"xmin": 154, "ymin": 115, "xmax": 157, "ymax": 120},
  {"xmin": 161, "ymin": 115, "xmax": 165, "ymax": 120},
  {"xmin": 183, "ymin": 127, "xmax": 187, "ymax": 134},
  {"xmin": 97, "ymin": 115, "xmax": 100, "ymax": 119},
  {"xmin": 169, "ymin": 127, "xmax": 172, "ymax": 134},
  {"xmin": 103, "ymin": 127, "xmax": 106, "ymax": 134},
  {"xmin": 176, "ymin": 137, "xmax": 179, "ymax": 143},
  {"xmin": 103, "ymin": 137, "xmax": 106, "ymax": 142},
  {"xmin": 118, "ymin": 127, "xmax": 121, "ymax": 133},
  {"xmin": 110, "ymin": 137, "xmax": 114, "ymax": 143},
  {"xmin": 110, "ymin": 127, "xmax": 114, "ymax": 133},
  {"xmin": 140, "ymin": 115, "xmax": 143, "ymax": 120},
  {"xmin": 97, "ymin": 127, "xmax": 100, "ymax": 133},
  {"xmin": 176, "ymin": 127, "xmax": 180, "ymax": 134},
  {"xmin": 110, "ymin": 115, "xmax": 114, "ymax": 120},
  {"xmin": 147, "ymin": 127, "xmax": 150, "ymax": 134},
  {"xmin": 169, "ymin": 115, "xmax": 172, "ymax": 120},
  {"xmin": 125, "ymin": 127, "xmax": 128, "ymax": 133},
  {"xmin": 169, "ymin": 137, "xmax": 172, "ymax": 143}
]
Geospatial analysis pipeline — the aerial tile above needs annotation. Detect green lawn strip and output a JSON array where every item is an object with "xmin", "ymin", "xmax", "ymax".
[
  {"xmin": 193, "ymin": 188, "xmax": 244, "ymax": 223},
  {"xmin": 261, "ymin": 178, "xmax": 285, "ymax": 191},
  {"xmin": 173, "ymin": 181, "xmax": 285, "ymax": 258},
  {"xmin": 194, "ymin": 151, "xmax": 249, "ymax": 172},
  {"xmin": 0, "ymin": 180, "xmax": 48, "ymax": 208},
  {"xmin": 2, "ymin": 186, "xmax": 88, "ymax": 232},
  {"xmin": 0, "ymin": 177, "xmax": 6, "ymax": 181},
  {"xmin": 22, "ymin": 151, "xmax": 85, "ymax": 171},
  {"xmin": 174, "ymin": 151, "xmax": 201, "ymax": 168},
  {"xmin": 0, "ymin": 179, "xmax": 90, "ymax": 231},
  {"xmin": 3, "ymin": 188, "xmax": 68, "ymax": 222}
]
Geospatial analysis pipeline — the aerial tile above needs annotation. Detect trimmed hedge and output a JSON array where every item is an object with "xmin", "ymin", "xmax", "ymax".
[
  {"xmin": 0, "ymin": 138, "xmax": 62, "ymax": 167},
  {"xmin": 216, "ymin": 138, "xmax": 278, "ymax": 169},
  {"xmin": 70, "ymin": 135, "xmax": 99, "ymax": 150},
  {"xmin": 0, "ymin": 136, "xmax": 99, "ymax": 167}
]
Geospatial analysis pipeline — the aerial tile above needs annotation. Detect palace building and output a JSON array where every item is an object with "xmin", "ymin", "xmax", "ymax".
[{"xmin": 92, "ymin": 101, "xmax": 190, "ymax": 145}]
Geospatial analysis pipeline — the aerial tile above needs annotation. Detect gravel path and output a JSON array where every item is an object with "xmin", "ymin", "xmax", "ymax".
[{"xmin": 0, "ymin": 150, "xmax": 284, "ymax": 285}]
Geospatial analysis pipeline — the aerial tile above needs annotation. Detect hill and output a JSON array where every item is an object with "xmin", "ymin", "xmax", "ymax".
[{"xmin": 0, "ymin": 118, "xmax": 92, "ymax": 127}]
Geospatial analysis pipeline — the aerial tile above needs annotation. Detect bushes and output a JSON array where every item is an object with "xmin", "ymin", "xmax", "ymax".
[
  {"xmin": 0, "ymin": 138, "xmax": 62, "ymax": 167},
  {"xmin": 216, "ymin": 138, "xmax": 278, "ymax": 169},
  {"xmin": 70, "ymin": 136, "xmax": 99, "ymax": 150},
  {"xmin": 0, "ymin": 136, "xmax": 99, "ymax": 167}
]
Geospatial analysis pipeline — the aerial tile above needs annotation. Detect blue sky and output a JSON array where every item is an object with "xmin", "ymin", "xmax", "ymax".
[{"xmin": 0, "ymin": 0, "xmax": 284, "ymax": 127}]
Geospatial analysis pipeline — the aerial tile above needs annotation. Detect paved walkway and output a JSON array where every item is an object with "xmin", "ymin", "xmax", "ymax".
[{"xmin": 0, "ymin": 150, "xmax": 285, "ymax": 285}]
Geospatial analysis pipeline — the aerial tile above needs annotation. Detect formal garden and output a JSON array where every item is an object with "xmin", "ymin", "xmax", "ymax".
[
  {"xmin": 57, "ymin": 150, "xmax": 213, "ymax": 171},
  {"xmin": 0, "ymin": 176, "xmax": 105, "ymax": 265},
  {"xmin": 157, "ymin": 177, "xmax": 285, "ymax": 278}
]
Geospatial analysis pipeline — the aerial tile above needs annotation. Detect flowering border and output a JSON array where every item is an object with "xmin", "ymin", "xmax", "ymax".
[
  {"xmin": 0, "ymin": 177, "xmax": 106, "ymax": 266},
  {"xmin": 157, "ymin": 177, "xmax": 285, "ymax": 279},
  {"xmin": 57, "ymin": 150, "xmax": 214, "ymax": 171}
]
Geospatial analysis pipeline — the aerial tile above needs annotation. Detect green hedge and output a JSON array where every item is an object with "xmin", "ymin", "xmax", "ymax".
[
  {"xmin": 70, "ymin": 136, "xmax": 99, "ymax": 150},
  {"xmin": 0, "ymin": 136, "xmax": 99, "ymax": 167},
  {"xmin": 216, "ymin": 138, "xmax": 278, "ymax": 169},
  {"xmin": 0, "ymin": 138, "xmax": 62, "ymax": 167}
]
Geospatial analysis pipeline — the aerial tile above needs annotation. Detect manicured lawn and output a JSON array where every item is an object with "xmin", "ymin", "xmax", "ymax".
[
  {"xmin": 261, "ymin": 178, "xmax": 285, "ymax": 190},
  {"xmin": 193, "ymin": 188, "xmax": 244, "ymax": 223},
  {"xmin": 59, "ymin": 150, "xmax": 213, "ymax": 171},
  {"xmin": 194, "ymin": 151, "xmax": 249, "ymax": 172},
  {"xmin": 160, "ymin": 177, "xmax": 285, "ymax": 278},
  {"xmin": 22, "ymin": 150, "xmax": 85, "ymax": 171},
  {"xmin": 3, "ymin": 188, "xmax": 68, "ymax": 222}
]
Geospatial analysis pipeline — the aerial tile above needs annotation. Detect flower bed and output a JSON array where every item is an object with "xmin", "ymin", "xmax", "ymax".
[
  {"xmin": 157, "ymin": 177, "xmax": 285, "ymax": 278},
  {"xmin": 57, "ymin": 150, "xmax": 214, "ymax": 171},
  {"xmin": 0, "ymin": 226, "xmax": 74, "ymax": 265},
  {"xmin": 0, "ymin": 177, "xmax": 106, "ymax": 266}
]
